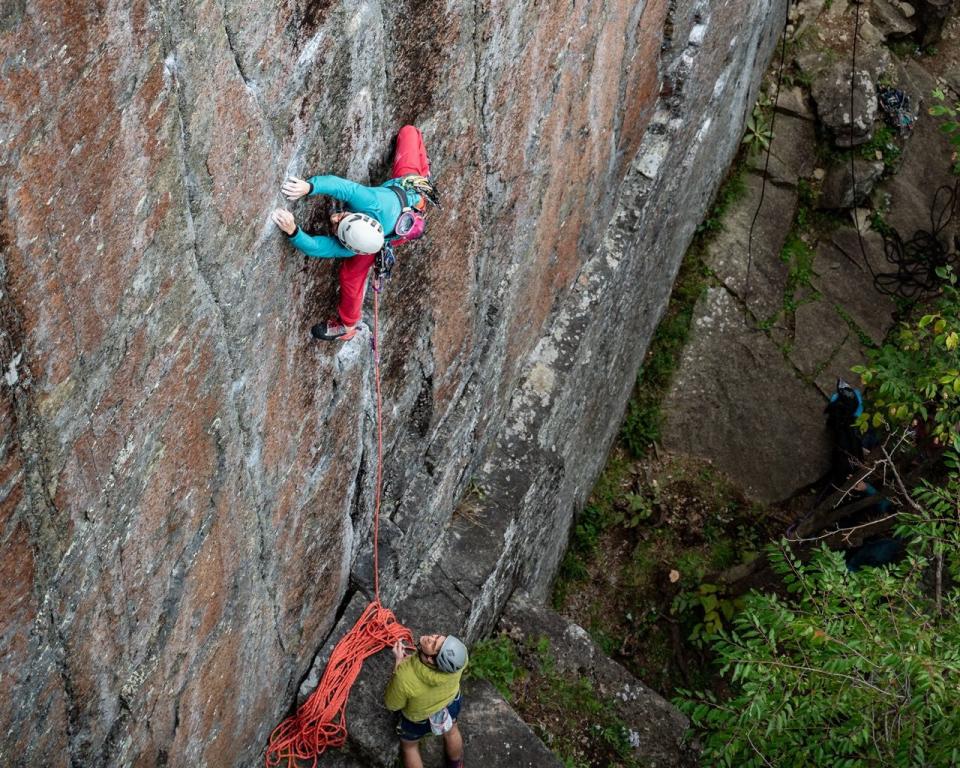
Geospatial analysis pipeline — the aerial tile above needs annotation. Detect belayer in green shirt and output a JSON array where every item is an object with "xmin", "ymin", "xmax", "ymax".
[{"xmin": 384, "ymin": 633, "xmax": 468, "ymax": 768}]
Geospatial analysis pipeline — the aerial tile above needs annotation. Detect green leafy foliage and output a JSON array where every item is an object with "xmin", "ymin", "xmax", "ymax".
[
  {"xmin": 852, "ymin": 269, "xmax": 960, "ymax": 450},
  {"xmin": 929, "ymin": 88, "xmax": 960, "ymax": 175},
  {"xmin": 465, "ymin": 635, "xmax": 524, "ymax": 701},
  {"xmin": 610, "ymin": 488, "xmax": 656, "ymax": 529},
  {"xmin": 678, "ymin": 534, "xmax": 960, "ymax": 767},
  {"xmin": 742, "ymin": 105, "xmax": 774, "ymax": 156},
  {"xmin": 858, "ymin": 123, "xmax": 901, "ymax": 171},
  {"xmin": 672, "ymin": 582, "xmax": 746, "ymax": 644}
]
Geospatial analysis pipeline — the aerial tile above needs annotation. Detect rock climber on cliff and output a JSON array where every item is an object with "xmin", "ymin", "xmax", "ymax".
[
  {"xmin": 384, "ymin": 633, "xmax": 468, "ymax": 768},
  {"xmin": 271, "ymin": 125, "xmax": 440, "ymax": 341}
]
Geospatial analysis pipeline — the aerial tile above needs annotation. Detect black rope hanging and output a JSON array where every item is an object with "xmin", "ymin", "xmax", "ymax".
[{"xmin": 846, "ymin": 0, "xmax": 960, "ymax": 301}]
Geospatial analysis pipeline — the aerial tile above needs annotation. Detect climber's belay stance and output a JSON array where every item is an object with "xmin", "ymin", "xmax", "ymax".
[
  {"xmin": 271, "ymin": 125, "xmax": 440, "ymax": 341},
  {"xmin": 385, "ymin": 634, "xmax": 469, "ymax": 768}
]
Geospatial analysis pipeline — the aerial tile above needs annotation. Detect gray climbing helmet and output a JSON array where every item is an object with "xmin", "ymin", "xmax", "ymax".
[{"xmin": 436, "ymin": 635, "xmax": 468, "ymax": 673}]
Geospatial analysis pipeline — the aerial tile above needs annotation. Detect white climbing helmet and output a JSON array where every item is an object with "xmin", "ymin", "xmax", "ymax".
[{"xmin": 336, "ymin": 213, "xmax": 384, "ymax": 254}]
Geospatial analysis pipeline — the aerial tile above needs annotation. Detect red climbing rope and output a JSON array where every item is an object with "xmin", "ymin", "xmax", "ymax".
[{"xmin": 265, "ymin": 283, "xmax": 413, "ymax": 768}]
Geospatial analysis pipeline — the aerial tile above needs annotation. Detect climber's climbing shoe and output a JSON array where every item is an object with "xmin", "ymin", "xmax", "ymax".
[
  {"xmin": 444, "ymin": 760, "xmax": 464, "ymax": 768},
  {"xmin": 311, "ymin": 318, "xmax": 358, "ymax": 341}
]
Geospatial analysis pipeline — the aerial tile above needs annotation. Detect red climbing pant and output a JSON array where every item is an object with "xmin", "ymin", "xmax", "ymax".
[
  {"xmin": 337, "ymin": 126, "xmax": 431, "ymax": 326},
  {"xmin": 392, "ymin": 124, "xmax": 431, "ymax": 178},
  {"xmin": 337, "ymin": 252, "xmax": 377, "ymax": 326}
]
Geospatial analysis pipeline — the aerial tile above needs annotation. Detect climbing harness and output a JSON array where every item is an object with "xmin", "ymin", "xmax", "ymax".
[
  {"xmin": 266, "ymin": 281, "xmax": 413, "ymax": 767},
  {"xmin": 387, "ymin": 184, "xmax": 427, "ymax": 246},
  {"xmin": 375, "ymin": 175, "xmax": 441, "ymax": 280}
]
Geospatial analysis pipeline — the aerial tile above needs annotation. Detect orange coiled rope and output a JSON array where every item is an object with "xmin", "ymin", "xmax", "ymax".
[{"xmin": 266, "ymin": 286, "xmax": 413, "ymax": 767}]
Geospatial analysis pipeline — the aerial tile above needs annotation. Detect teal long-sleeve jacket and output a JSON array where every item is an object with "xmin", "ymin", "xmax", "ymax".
[{"xmin": 287, "ymin": 175, "xmax": 422, "ymax": 258}]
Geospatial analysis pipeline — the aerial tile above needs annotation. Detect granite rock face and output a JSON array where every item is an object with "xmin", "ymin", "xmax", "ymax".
[{"xmin": 0, "ymin": 0, "xmax": 787, "ymax": 765}]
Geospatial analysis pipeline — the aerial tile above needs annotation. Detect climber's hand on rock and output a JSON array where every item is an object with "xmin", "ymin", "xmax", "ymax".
[
  {"xmin": 282, "ymin": 176, "xmax": 310, "ymax": 201},
  {"xmin": 271, "ymin": 209, "xmax": 296, "ymax": 235}
]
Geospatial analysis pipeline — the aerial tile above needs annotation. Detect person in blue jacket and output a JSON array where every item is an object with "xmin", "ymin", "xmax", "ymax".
[
  {"xmin": 825, "ymin": 378, "xmax": 865, "ymax": 486},
  {"xmin": 271, "ymin": 126, "xmax": 436, "ymax": 340}
]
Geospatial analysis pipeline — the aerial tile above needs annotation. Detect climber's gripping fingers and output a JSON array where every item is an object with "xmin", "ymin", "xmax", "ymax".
[
  {"xmin": 392, "ymin": 640, "xmax": 411, "ymax": 669},
  {"xmin": 282, "ymin": 176, "xmax": 311, "ymax": 201},
  {"xmin": 271, "ymin": 209, "xmax": 296, "ymax": 235}
]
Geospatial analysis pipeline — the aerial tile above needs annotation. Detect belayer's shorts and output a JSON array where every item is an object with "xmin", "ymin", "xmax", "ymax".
[{"xmin": 397, "ymin": 692, "xmax": 462, "ymax": 741}]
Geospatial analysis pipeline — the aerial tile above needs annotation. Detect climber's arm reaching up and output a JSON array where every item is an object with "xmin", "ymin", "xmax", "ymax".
[
  {"xmin": 271, "ymin": 209, "xmax": 353, "ymax": 258},
  {"xmin": 282, "ymin": 175, "xmax": 380, "ymax": 210}
]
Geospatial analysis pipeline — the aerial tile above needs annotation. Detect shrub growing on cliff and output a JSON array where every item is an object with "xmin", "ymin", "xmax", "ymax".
[
  {"xmin": 678, "ymin": 530, "xmax": 960, "ymax": 767},
  {"xmin": 852, "ymin": 268, "xmax": 960, "ymax": 450}
]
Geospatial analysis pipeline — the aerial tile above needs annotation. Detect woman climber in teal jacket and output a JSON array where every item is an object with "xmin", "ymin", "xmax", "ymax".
[{"xmin": 271, "ymin": 125, "xmax": 438, "ymax": 341}]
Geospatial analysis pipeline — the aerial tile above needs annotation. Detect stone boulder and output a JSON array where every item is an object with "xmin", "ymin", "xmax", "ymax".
[
  {"xmin": 819, "ymin": 159, "xmax": 886, "ymax": 208},
  {"xmin": 870, "ymin": 0, "xmax": 919, "ymax": 38},
  {"xmin": 797, "ymin": 44, "xmax": 891, "ymax": 84},
  {"xmin": 661, "ymin": 287, "xmax": 831, "ymax": 503},
  {"xmin": 810, "ymin": 63, "xmax": 879, "ymax": 146},
  {"xmin": 501, "ymin": 595, "xmax": 698, "ymax": 767}
]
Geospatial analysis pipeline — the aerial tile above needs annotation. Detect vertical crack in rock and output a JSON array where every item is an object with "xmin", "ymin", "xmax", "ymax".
[
  {"xmin": 98, "ymin": 694, "xmax": 133, "ymax": 766},
  {"xmin": 221, "ymin": 0, "xmax": 251, "ymax": 87},
  {"xmin": 164, "ymin": 4, "xmax": 257, "ymax": 489},
  {"xmin": 46, "ymin": 598, "xmax": 85, "ymax": 767},
  {"xmin": 348, "ymin": 441, "xmax": 368, "ymax": 557},
  {"xmin": 471, "ymin": 0, "xmax": 493, "ymax": 299},
  {"xmin": 218, "ymin": 0, "xmax": 281, "ymax": 167},
  {"xmin": 255, "ymin": 499, "xmax": 288, "ymax": 655}
]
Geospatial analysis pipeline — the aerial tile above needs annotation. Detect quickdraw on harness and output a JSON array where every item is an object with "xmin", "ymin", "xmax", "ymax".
[
  {"xmin": 376, "ymin": 243, "xmax": 398, "ymax": 283},
  {"xmin": 376, "ymin": 175, "xmax": 442, "ymax": 283}
]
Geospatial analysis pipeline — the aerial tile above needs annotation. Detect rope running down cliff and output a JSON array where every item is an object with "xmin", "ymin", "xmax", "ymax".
[
  {"xmin": 265, "ymin": 282, "xmax": 413, "ymax": 767},
  {"xmin": 744, "ymin": 0, "xmax": 793, "ymax": 309}
]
